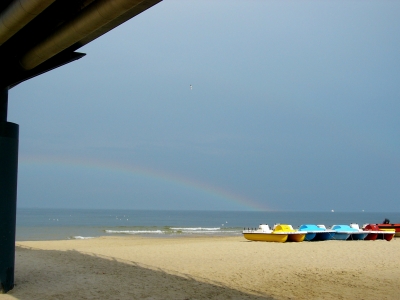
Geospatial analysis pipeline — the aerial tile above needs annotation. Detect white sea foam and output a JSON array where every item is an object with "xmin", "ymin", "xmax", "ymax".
[
  {"xmin": 103, "ymin": 228, "xmax": 234, "ymax": 235},
  {"xmin": 71, "ymin": 236, "xmax": 95, "ymax": 239},
  {"xmin": 171, "ymin": 227, "xmax": 221, "ymax": 231},
  {"xmin": 179, "ymin": 230, "xmax": 238, "ymax": 234},
  {"xmin": 105, "ymin": 230, "xmax": 163, "ymax": 234}
]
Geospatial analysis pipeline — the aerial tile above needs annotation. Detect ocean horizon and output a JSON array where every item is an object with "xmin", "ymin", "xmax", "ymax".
[{"xmin": 16, "ymin": 207, "xmax": 399, "ymax": 241}]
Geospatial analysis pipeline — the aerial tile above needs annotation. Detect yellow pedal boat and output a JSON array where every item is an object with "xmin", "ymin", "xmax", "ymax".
[
  {"xmin": 243, "ymin": 224, "xmax": 287, "ymax": 242},
  {"xmin": 273, "ymin": 224, "xmax": 307, "ymax": 242},
  {"xmin": 243, "ymin": 224, "xmax": 306, "ymax": 243}
]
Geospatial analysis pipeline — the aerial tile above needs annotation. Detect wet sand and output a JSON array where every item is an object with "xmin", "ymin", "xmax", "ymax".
[{"xmin": 2, "ymin": 236, "xmax": 399, "ymax": 299}]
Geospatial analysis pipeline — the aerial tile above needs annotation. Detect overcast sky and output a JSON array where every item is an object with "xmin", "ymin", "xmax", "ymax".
[{"xmin": 9, "ymin": 0, "xmax": 400, "ymax": 212}]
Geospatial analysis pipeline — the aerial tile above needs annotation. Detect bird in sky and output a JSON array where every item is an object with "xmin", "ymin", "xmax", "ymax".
[{"xmin": 190, "ymin": 84, "xmax": 192, "ymax": 90}]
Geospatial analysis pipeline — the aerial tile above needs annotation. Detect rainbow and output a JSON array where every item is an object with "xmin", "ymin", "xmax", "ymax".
[{"xmin": 19, "ymin": 155, "xmax": 270, "ymax": 211}]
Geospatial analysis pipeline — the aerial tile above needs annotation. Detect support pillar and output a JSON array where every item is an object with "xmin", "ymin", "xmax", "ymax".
[{"xmin": 0, "ymin": 88, "xmax": 19, "ymax": 293}]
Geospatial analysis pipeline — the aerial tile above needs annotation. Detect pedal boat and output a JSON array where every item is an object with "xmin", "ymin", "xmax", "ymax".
[
  {"xmin": 298, "ymin": 224, "xmax": 335, "ymax": 241},
  {"xmin": 361, "ymin": 224, "xmax": 395, "ymax": 241},
  {"xmin": 348, "ymin": 223, "xmax": 370, "ymax": 240},
  {"xmin": 243, "ymin": 224, "xmax": 288, "ymax": 243},
  {"xmin": 273, "ymin": 224, "xmax": 306, "ymax": 242},
  {"xmin": 331, "ymin": 225, "xmax": 367, "ymax": 240},
  {"xmin": 376, "ymin": 220, "xmax": 400, "ymax": 237},
  {"xmin": 377, "ymin": 229, "xmax": 396, "ymax": 241}
]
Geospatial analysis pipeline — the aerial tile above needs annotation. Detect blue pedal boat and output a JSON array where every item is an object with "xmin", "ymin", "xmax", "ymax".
[
  {"xmin": 331, "ymin": 225, "xmax": 368, "ymax": 240},
  {"xmin": 348, "ymin": 223, "xmax": 369, "ymax": 240},
  {"xmin": 299, "ymin": 224, "xmax": 335, "ymax": 241}
]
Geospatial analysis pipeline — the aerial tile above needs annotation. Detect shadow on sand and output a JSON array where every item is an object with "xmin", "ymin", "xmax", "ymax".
[{"xmin": 7, "ymin": 246, "xmax": 274, "ymax": 300}]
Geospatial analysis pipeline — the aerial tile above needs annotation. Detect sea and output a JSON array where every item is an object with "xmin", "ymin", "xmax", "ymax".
[{"xmin": 15, "ymin": 208, "xmax": 400, "ymax": 241}]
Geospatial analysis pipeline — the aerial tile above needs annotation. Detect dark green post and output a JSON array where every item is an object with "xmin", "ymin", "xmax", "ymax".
[{"xmin": 0, "ymin": 88, "xmax": 19, "ymax": 293}]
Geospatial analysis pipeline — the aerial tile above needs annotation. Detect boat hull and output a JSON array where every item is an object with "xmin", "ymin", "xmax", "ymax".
[
  {"xmin": 347, "ymin": 233, "xmax": 368, "ymax": 240},
  {"xmin": 304, "ymin": 233, "xmax": 316, "ymax": 241},
  {"xmin": 243, "ymin": 233, "xmax": 288, "ymax": 243},
  {"xmin": 313, "ymin": 232, "xmax": 335, "ymax": 241},
  {"xmin": 287, "ymin": 233, "xmax": 306, "ymax": 242},
  {"xmin": 364, "ymin": 233, "xmax": 378, "ymax": 241},
  {"xmin": 382, "ymin": 233, "xmax": 395, "ymax": 241},
  {"xmin": 377, "ymin": 230, "xmax": 395, "ymax": 241},
  {"xmin": 332, "ymin": 232, "xmax": 350, "ymax": 240}
]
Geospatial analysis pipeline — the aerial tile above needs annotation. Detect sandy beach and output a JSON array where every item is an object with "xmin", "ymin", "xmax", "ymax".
[{"xmin": 2, "ymin": 236, "xmax": 399, "ymax": 299}]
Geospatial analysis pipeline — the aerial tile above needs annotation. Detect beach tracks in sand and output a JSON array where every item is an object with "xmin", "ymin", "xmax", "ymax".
[
  {"xmin": 3, "ymin": 236, "xmax": 400, "ymax": 299},
  {"xmin": 7, "ymin": 245, "xmax": 270, "ymax": 300}
]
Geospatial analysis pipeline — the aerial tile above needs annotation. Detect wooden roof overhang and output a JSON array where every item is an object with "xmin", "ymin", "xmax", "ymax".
[{"xmin": 0, "ymin": 0, "xmax": 162, "ymax": 89}]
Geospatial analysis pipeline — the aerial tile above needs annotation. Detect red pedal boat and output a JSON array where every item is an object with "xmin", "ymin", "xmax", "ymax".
[
  {"xmin": 374, "ymin": 219, "xmax": 399, "ymax": 238},
  {"xmin": 362, "ymin": 224, "xmax": 395, "ymax": 241}
]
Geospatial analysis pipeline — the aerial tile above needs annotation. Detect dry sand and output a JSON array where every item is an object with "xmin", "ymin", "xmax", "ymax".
[{"xmin": 1, "ymin": 236, "xmax": 399, "ymax": 299}]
